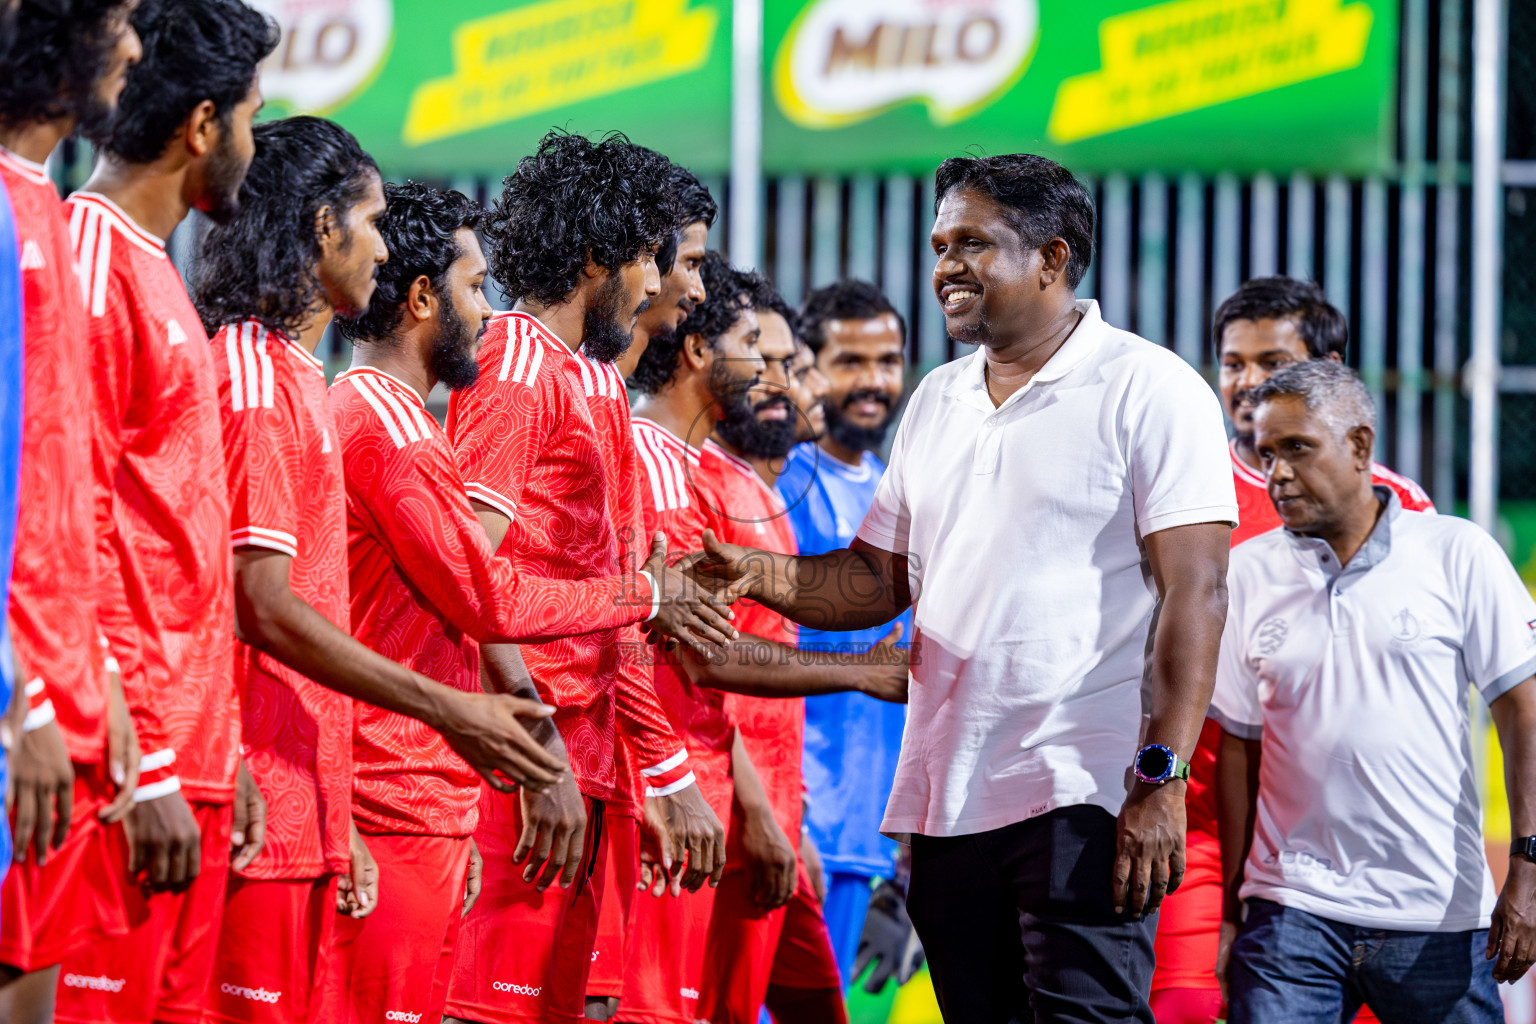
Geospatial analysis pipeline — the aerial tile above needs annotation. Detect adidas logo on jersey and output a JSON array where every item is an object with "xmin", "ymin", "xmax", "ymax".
[
  {"xmin": 220, "ymin": 983, "xmax": 281, "ymax": 1004},
  {"xmin": 18, "ymin": 239, "xmax": 44, "ymax": 271},
  {"xmin": 166, "ymin": 318, "xmax": 187, "ymax": 346},
  {"xmin": 492, "ymin": 981, "xmax": 542, "ymax": 996},
  {"xmin": 384, "ymin": 1013, "xmax": 422, "ymax": 1022},
  {"xmin": 61, "ymin": 973, "xmax": 125, "ymax": 993}
]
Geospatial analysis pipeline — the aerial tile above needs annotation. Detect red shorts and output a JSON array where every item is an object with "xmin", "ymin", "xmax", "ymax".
[
  {"xmin": 697, "ymin": 858, "xmax": 841, "ymax": 1024},
  {"xmin": 0, "ymin": 760, "xmax": 132, "ymax": 971},
  {"xmin": 316, "ymin": 832, "xmax": 471, "ymax": 1024},
  {"xmin": 446, "ymin": 791, "xmax": 607, "ymax": 1024},
  {"xmin": 586, "ymin": 808, "xmax": 637, "ymax": 999},
  {"xmin": 54, "ymin": 800, "xmax": 233, "ymax": 1024},
  {"xmin": 1152, "ymin": 832, "xmax": 1223, "ymax": 994},
  {"xmin": 619, "ymin": 865, "xmax": 720, "ymax": 1024},
  {"xmin": 205, "ymin": 875, "xmax": 339, "ymax": 1024}
]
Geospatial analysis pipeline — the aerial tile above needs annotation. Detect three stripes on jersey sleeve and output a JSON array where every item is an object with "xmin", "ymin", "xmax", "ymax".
[
  {"xmin": 632, "ymin": 422, "xmax": 696, "ymax": 514},
  {"xmin": 67, "ymin": 192, "xmax": 166, "ymax": 318}
]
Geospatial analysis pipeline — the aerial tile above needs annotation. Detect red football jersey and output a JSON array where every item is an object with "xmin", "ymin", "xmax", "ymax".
[
  {"xmin": 214, "ymin": 321, "xmax": 353, "ymax": 878},
  {"xmin": 631, "ymin": 418, "xmax": 737, "ymax": 817},
  {"xmin": 330, "ymin": 365, "xmax": 654, "ymax": 836},
  {"xmin": 445, "ymin": 313, "xmax": 688, "ymax": 805},
  {"xmin": 575, "ymin": 352, "xmax": 695, "ymax": 815},
  {"xmin": 1, "ymin": 149, "xmax": 105, "ymax": 764},
  {"xmin": 696, "ymin": 439, "xmax": 804, "ymax": 841},
  {"xmin": 70, "ymin": 191, "xmax": 236, "ymax": 802},
  {"xmin": 1229, "ymin": 439, "xmax": 1435, "ymax": 545}
]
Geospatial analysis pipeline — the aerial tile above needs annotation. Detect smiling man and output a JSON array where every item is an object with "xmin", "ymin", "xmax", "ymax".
[{"xmin": 686, "ymin": 152, "xmax": 1237, "ymax": 1021}]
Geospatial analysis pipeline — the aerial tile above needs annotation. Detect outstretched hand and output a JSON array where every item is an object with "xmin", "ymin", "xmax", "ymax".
[
  {"xmin": 856, "ymin": 623, "xmax": 909, "ymax": 704},
  {"xmin": 642, "ymin": 532, "xmax": 752, "ymax": 658}
]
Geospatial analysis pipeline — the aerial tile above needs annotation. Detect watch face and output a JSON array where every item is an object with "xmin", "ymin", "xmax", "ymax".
[{"xmin": 1136, "ymin": 745, "xmax": 1173, "ymax": 782}]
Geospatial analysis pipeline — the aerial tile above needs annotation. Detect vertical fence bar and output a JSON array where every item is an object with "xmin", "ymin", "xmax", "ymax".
[
  {"xmin": 1433, "ymin": 0, "xmax": 1464, "ymax": 510},
  {"xmin": 729, "ymin": 0, "xmax": 763, "ymax": 269},
  {"xmin": 1325, "ymin": 175, "xmax": 1353, "ymax": 325},
  {"xmin": 775, "ymin": 175, "xmax": 806, "ymax": 305},
  {"xmin": 847, "ymin": 175, "xmax": 878, "ymax": 283},
  {"xmin": 1138, "ymin": 172, "xmax": 1168, "ymax": 346},
  {"xmin": 919, "ymin": 172, "xmax": 947, "ymax": 369},
  {"xmin": 1212, "ymin": 173, "xmax": 1241, "ymax": 311},
  {"xmin": 1287, "ymin": 172, "xmax": 1315, "ymax": 280},
  {"xmin": 1175, "ymin": 173, "xmax": 1206, "ymax": 367},
  {"xmin": 883, "ymin": 174, "xmax": 916, "ymax": 341},
  {"xmin": 703, "ymin": 175, "xmax": 726, "ymax": 252},
  {"xmin": 1396, "ymin": 0, "xmax": 1430, "ymax": 481},
  {"xmin": 1360, "ymin": 176, "xmax": 1389, "ymax": 452},
  {"xmin": 1250, "ymin": 172, "xmax": 1279, "ymax": 278},
  {"xmin": 811, "ymin": 176, "xmax": 841, "ymax": 288},
  {"xmin": 1100, "ymin": 173, "xmax": 1131, "ymax": 328},
  {"xmin": 1469, "ymin": 0, "xmax": 1506, "ymax": 532}
]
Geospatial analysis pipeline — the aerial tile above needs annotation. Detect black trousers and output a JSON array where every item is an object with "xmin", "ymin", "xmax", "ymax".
[{"xmin": 906, "ymin": 805, "xmax": 1157, "ymax": 1024}]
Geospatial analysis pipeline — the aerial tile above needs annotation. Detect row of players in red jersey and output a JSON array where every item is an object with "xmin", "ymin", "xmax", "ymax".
[{"xmin": 0, "ymin": 5, "xmax": 904, "ymax": 1022}]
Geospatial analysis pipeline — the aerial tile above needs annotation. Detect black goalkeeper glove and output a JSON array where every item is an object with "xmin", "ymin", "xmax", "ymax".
[{"xmin": 853, "ymin": 878, "xmax": 924, "ymax": 994}]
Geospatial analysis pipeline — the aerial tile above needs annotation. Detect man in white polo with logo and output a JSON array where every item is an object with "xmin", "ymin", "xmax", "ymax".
[
  {"xmin": 687, "ymin": 152, "xmax": 1238, "ymax": 1021},
  {"xmin": 1213, "ymin": 359, "xmax": 1536, "ymax": 1022}
]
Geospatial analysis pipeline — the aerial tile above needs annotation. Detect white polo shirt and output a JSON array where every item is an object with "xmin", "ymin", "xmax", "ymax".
[
  {"xmin": 858, "ymin": 300, "xmax": 1237, "ymax": 839},
  {"xmin": 1212, "ymin": 490, "xmax": 1536, "ymax": 931}
]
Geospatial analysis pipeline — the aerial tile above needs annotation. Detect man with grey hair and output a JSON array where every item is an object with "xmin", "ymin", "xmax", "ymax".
[{"xmin": 1213, "ymin": 359, "xmax": 1536, "ymax": 1022}]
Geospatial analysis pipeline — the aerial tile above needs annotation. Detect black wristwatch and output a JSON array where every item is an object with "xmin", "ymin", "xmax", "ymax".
[
  {"xmin": 1133, "ymin": 744, "xmax": 1191, "ymax": 785},
  {"xmin": 1511, "ymin": 837, "xmax": 1536, "ymax": 863}
]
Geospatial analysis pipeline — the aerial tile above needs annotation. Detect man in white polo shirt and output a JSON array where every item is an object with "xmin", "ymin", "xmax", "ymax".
[
  {"xmin": 686, "ymin": 152, "xmax": 1237, "ymax": 1020},
  {"xmin": 1213, "ymin": 359, "xmax": 1536, "ymax": 1022}
]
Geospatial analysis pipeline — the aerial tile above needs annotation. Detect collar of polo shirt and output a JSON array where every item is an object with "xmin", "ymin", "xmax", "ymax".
[
  {"xmin": 1283, "ymin": 485, "xmax": 1399, "ymax": 582},
  {"xmin": 942, "ymin": 300, "xmax": 1108, "ymax": 413}
]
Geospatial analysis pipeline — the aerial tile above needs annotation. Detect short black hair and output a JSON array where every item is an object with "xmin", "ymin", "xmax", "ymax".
[
  {"xmin": 192, "ymin": 116, "xmax": 379, "ymax": 336},
  {"xmin": 1213, "ymin": 276, "xmax": 1348, "ymax": 361},
  {"xmin": 630, "ymin": 250, "xmax": 754, "ymax": 396},
  {"xmin": 934, "ymin": 153, "xmax": 1095, "ymax": 290},
  {"xmin": 0, "ymin": 0, "xmax": 133, "ymax": 126},
  {"xmin": 486, "ymin": 129, "xmax": 676, "ymax": 306},
  {"xmin": 336, "ymin": 182, "xmax": 485, "ymax": 344},
  {"xmin": 798, "ymin": 280, "xmax": 905, "ymax": 355},
  {"xmin": 104, "ymin": 0, "xmax": 276, "ymax": 164}
]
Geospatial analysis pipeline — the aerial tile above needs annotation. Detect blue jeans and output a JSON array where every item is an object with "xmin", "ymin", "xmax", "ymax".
[{"xmin": 1228, "ymin": 898, "xmax": 1502, "ymax": 1024}]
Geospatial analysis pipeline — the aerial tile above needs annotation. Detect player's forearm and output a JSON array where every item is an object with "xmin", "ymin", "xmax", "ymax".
[
  {"xmin": 1492, "ymin": 678, "xmax": 1536, "ymax": 837},
  {"xmin": 236, "ymin": 583, "xmax": 465, "ymax": 735},
  {"xmin": 729, "ymin": 730, "xmax": 774, "ymax": 817},
  {"xmin": 478, "ymin": 642, "xmax": 562, "ymax": 751},
  {"xmin": 1215, "ymin": 730, "xmax": 1260, "ymax": 923},
  {"xmin": 684, "ymin": 634, "xmax": 884, "ymax": 698}
]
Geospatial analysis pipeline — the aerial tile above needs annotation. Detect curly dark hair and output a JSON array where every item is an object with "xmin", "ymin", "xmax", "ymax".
[
  {"xmin": 798, "ymin": 280, "xmax": 905, "ymax": 355},
  {"xmin": 104, "ymin": 0, "xmax": 276, "ymax": 164},
  {"xmin": 335, "ymin": 182, "xmax": 485, "ymax": 344},
  {"xmin": 1212, "ymin": 276, "xmax": 1348, "ymax": 361},
  {"xmin": 935, "ymin": 153, "xmax": 1095, "ymax": 290},
  {"xmin": 629, "ymin": 250, "xmax": 760, "ymax": 396},
  {"xmin": 0, "ymin": 0, "xmax": 134, "ymax": 127},
  {"xmin": 653, "ymin": 161, "xmax": 719, "ymax": 276},
  {"xmin": 191, "ymin": 116, "xmax": 379, "ymax": 336},
  {"xmin": 486, "ymin": 129, "xmax": 677, "ymax": 306}
]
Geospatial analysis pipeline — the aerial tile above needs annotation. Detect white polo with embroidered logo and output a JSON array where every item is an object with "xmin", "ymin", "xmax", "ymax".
[
  {"xmin": 857, "ymin": 299, "xmax": 1237, "ymax": 839},
  {"xmin": 1211, "ymin": 490, "xmax": 1536, "ymax": 931}
]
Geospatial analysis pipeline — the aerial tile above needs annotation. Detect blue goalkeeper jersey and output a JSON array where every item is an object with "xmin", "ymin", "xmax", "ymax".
[
  {"xmin": 777, "ymin": 443, "xmax": 910, "ymax": 878},
  {"xmin": 0, "ymin": 179, "xmax": 27, "ymax": 875}
]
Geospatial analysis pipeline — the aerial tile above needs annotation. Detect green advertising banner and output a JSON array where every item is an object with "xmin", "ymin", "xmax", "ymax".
[
  {"xmin": 250, "ymin": 0, "xmax": 1397, "ymax": 179},
  {"xmin": 249, "ymin": 0, "xmax": 732, "ymax": 176},
  {"xmin": 764, "ymin": 0, "xmax": 1398, "ymax": 175}
]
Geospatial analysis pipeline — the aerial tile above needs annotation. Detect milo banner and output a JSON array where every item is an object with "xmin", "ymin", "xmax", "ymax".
[
  {"xmin": 250, "ymin": 0, "xmax": 1396, "ymax": 178},
  {"xmin": 766, "ymin": 0, "xmax": 1396, "ymax": 174},
  {"xmin": 249, "ymin": 0, "xmax": 732, "ymax": 176}
]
